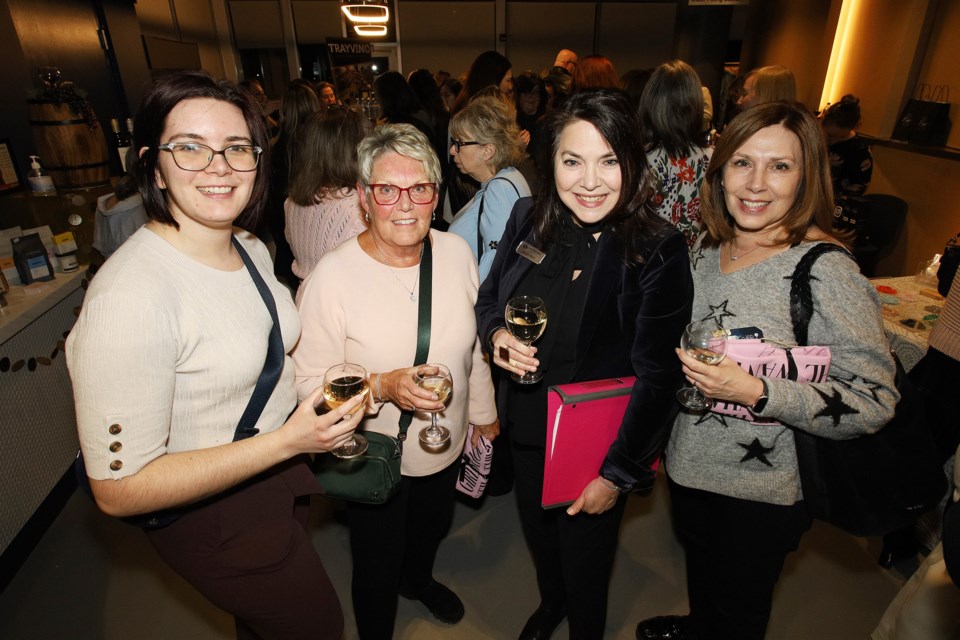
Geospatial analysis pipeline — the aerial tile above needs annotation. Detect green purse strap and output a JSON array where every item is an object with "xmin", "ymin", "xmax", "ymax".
[{"xmin": 397, "ymin": 235, "xmax": 433, "ymax": 441}]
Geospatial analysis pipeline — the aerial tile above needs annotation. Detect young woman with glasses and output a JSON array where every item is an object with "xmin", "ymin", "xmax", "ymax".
[{"xmin": 67, "ymin": 71, "xmax": 363, "ymax": 639}]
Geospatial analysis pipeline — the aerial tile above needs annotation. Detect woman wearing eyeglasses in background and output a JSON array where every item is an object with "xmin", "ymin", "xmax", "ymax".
[
  {"xmin": 293, "ymin": 123, "xmax": 499, "ymax": 639},
  {"xmin": 448, "ymin": 95, "xmax": 531, "ymax": 283},
  {"xmin": 66, "ymin": 71, "xmax": 363, "ymax": 639}
]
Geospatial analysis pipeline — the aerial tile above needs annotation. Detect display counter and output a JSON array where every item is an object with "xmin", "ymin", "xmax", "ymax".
[{"xmin": 0, "ymin": 267, "xmax": 87, "ymax": 556}]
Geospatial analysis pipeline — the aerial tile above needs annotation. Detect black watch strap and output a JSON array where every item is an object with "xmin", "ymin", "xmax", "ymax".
[{"xmin": 751, "ymin": 379, "xmax": 770, "ymax": 413}]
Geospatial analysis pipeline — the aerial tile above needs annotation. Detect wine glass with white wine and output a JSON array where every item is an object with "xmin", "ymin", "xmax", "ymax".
[
  {"xmin": 415, "ymin": 363, "xmax": 453, "ymax": 448},
  {"xmin": 505, "ymin": 296, "xmax": 547, "ymax": 384},
  {"xmin": 318, "ymin": 363, "xmax": 370, "ymax": 458},
  {"xmin": 676, "ymin": 321, "xmax": 728, "ymax": 411}
]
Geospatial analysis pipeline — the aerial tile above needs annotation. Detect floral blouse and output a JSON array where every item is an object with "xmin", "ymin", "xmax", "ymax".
[{"xmin": 647, "ymin": 146, "xmax": 713, "ymax": 268}]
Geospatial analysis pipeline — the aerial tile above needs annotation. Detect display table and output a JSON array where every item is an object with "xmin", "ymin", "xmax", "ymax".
[
  {"xmin": 0, "ymin": 268, "xmax": 87, "ymax": 556},
  {"xmin": 871, "ymin": 275, "xmax": 943, "ymax": 371}
]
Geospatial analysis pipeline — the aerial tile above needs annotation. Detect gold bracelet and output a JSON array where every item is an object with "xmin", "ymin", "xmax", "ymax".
[{"xmin": 374, "ymin": 373, "xmax": 383, "ymax": 403}]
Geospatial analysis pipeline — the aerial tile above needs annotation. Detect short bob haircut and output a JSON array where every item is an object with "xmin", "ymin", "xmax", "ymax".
[
  {"xmin": 699, "ymin": 101, "xmax": 836, "ymax": 248},
  {"xmin": 450, "ymin": 95, "xmax": 524, "ymax": 173},
  {"xmin": 532, "ymin": 88, "xmax": 665, "ymax": 263},
  {"xmin": 745, "ymin": 65, "xmax": 797, "ymax": 104},
  {"xmin": 638, "ymin": 60, "xmax": 705, "ymax": 158},
  {"xmin": 357, "ymin": 123, "xmax": 442, "ymax": 188},
  {"xmin": 135, "ymin": 70, "xmax": 270, "ymax": 231},
  {"xmin": 288, "ymin": 108, "xmax": 372, "ymax": 206}
]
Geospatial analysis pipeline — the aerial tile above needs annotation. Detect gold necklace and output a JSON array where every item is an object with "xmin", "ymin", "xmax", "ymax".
[{"xmin": 728, "ymin": 240, "xmax": 763, "ymax": 261}]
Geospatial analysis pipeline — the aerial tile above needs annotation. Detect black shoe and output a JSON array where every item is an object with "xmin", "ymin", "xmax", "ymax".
[
  {"xmin": 878, "ymin": 528, "xmax": 920, "ymax": 568},
  {"xmin": 635, "ymin": 615, "xmax": 695, "ymax": 640},
  {"xmin": 400, "ymin": 580, "xmax": 465, "ymax": 624},
  {"xmin": 518, "ymin": 604, "xmax": 566, "ymax": 640}
]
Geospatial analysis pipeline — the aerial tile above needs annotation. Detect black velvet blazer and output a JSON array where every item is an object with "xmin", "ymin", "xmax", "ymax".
[{"xmin": 476, "ymin": 197, "xmax": 693, "ymax": 491}]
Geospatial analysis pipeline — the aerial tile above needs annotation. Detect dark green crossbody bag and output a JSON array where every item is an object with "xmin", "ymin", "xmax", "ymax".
[{"xmin": 312, "ymin": 237, "xmax": 433, "ymax": 504}]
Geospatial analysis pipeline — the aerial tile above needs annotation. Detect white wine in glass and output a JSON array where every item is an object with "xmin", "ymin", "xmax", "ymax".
[
  {"xmin": 505, "ymin": 296, "xmax": 547, "ymax": 384},
  {"xmin": 415, "ymin": 363, "xmax": 452, "ymax": 447},
  {"xmin": 319, "ymin": 363, "xmax": 369, "ymax": 458},
  {"xmin": 676, "ymin": 321, "xmax": 728, "ymax": 411}
]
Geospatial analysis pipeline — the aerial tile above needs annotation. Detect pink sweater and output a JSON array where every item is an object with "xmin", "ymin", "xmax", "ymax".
[
  {"xmin": 293, "ymin": 232, "xmax": 497, "ymax": 476},
  {"xmin": 284, "ymin": 189, "xmax": 367, "ymax": 280}
]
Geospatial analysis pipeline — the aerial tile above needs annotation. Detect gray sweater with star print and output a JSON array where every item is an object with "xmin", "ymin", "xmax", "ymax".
[{"xmin": 665, "ymin": 242, "xmax": 899, "ymax": 506}]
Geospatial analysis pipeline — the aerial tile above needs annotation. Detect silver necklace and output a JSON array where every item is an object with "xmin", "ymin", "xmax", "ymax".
[
  {"xmin": 373, "ymin": 240, "xmax": 420, "ymax": 301},
  {"xmin": 728, "ymin": 240, "xmax": 763, "ymax": 261}
]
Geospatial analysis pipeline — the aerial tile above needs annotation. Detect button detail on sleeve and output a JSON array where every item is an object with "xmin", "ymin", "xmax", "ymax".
[
  {"xmin": 108, "ymin": 423, "xmax": 122, "ymax": 435},
  {"xmin": 109, "ymin": 460, "xmax": 123, "ymax": 471},
  {"xmin": 109, "ymin": 441, "xmax": 122, "ymax": 453}
]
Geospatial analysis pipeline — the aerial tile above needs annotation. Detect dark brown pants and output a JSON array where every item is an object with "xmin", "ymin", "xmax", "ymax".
[{"xmin": 146, "ymin": 459, "xmax": 343, "ymax": 640}]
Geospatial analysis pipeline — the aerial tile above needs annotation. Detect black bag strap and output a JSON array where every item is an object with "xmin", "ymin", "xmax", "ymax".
[
  {"xmin": 397, "ymin": 236, "xmax": 433, "ymax": 440},
  {"xmin": 789, "ymin": 242, "xmax": 855, "ymax": 346},
  {"xmin": 232, "ymin": 236, "xmax": 285, "ymax": 441},
  {"xmin": 477, "ymin": 176, "xmax": 521, "ymax": 259}
]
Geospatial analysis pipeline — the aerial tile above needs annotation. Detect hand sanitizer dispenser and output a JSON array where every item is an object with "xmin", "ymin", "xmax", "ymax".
[{"xmin": 27, "ymin": 155, "xmax": 57, "ymax": 196}]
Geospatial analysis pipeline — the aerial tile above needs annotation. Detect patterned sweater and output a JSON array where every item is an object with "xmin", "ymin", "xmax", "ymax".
[{"xmin": 665, "ymin": 243, "xmax": 899, "ymax": 506}]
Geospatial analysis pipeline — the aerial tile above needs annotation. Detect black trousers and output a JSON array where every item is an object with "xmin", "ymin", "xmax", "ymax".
[
  {"xmin": 347, "ymin": 460, "xmax": 459, "ymax": 640},
  {"xmin": 146, "ymin": 459, "xmax": 343, "ymax": 640},
  {"xmin": 512, "ymin": 442, "xmax": 627, "ymax": 640},
  {"xmin": 667, "ymin": 476, "xmax": 811, "ymax": 640},
  {"xmin": 910, "ymin": 346, "xmax": 960, "ymax": 462}
]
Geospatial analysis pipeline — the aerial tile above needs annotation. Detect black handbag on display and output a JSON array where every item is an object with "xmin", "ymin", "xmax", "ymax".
[
  {"xmin": 891, "ymin": 84, "xmax": 952, "ymax": 148},
  {"xmin": 312, "ymin": 237, "xmax": 433, "ymax": 504},
  {"xmin": 788, "ymin": 243, "xmax": 947, "ymax": 537},
  {"xmin": 74, "ymin": 237, "xmax": 285, "ymax": 530}
]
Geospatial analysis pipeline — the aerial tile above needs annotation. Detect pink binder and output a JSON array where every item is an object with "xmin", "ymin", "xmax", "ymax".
[{"xmin": 543, "ymin": 376, "xmax": 657, "ymax": 508}]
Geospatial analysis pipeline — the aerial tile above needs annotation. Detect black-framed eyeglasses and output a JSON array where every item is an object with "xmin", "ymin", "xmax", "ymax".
[
  {"xmin": 450, "ymin": 138, "xmax": 482, "ymax": 153},
  {"xmin": 367, "ymin": 183, "xmax": 438, "ymax": 205},
  {"xmin": 156, "ymin": 142, "xmax": 262, "ymax": 172}
]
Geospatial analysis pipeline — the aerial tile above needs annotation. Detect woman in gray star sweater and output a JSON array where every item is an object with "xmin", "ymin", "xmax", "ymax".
[{"xmin": 636, "ymin": 102, "xmax": 898, "ymax": 640}]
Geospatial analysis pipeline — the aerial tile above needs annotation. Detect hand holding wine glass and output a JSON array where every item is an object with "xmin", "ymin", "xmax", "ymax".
[
  {"xmin": 505, "ymin": 296, "xmax": 548, "ymax": 384},
  {"xmin": 318, "ymin": 363, "xmax": 370, "ymax": 458},
  {"xmin": 415, "ymin": 363, "xmax": 453, "ymax": 447},
  {"xmin": 676, "ymin": 321, "xmax": 728, "ymax": 411}
]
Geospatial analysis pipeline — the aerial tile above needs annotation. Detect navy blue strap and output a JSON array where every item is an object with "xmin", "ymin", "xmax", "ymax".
[
  {"xmin": 232, "ymin": 236, "xmax": 284, "ymax": 441},
  {"xmin": 397, "ymin": 237, "xmax": 433, "ymax": 439},
  {"xmin": 477, "ymin": 176, "xmax": 521, "ymax": 259}
]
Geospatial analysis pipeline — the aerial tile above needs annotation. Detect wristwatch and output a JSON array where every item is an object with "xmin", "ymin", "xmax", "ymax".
[{"xmin": 750, "ymin": 379, "xmax": 770, "ymax": 413}]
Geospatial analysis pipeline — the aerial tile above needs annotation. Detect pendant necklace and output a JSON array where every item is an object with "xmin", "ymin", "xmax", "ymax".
[
  {"xmin": 373, "ymin": 240, "xmax": 420, "ymax": 301},
  {"xmin": 728, "ymin": 240, "xmax": 763, "ymax": 261}
]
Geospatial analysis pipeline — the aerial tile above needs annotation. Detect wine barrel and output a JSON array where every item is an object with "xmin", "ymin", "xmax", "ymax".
[{"xmin": 28, "ymin": 99, "xmax": 110, "ymax": 189}]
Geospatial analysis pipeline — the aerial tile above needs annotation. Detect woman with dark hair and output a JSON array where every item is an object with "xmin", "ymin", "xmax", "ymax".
[
  {"xmin": 621, "ymin": 68, "xmax": 654, "ymax": 110},
  {"xmin": 476, "ymin": 88, "xmax": 693, "ymax": 639},
  {"xmin": 639, "ymin": 60, "xmax": 713, "ymax": 259},
  {"xmin": 268, "ymin": 81, "xmax": 320, "ymax": 281},
  {"xmin": 439, "ymin": 77, "xmax": 462, "ymax": 112},
  {"xmin": 451, "ymin": 50, "xmax": 514, "ymax": 114},
  {"xmin": 514, "ymin": 70, "xmax": 548, "ymax": 149},
  {"xmin": 67, "ymin": 70, "xmax": 363, "ymax": 639},
  {"xmin": 636, "ymin": 101, "xmax": 898, "ymax": 640},
  {"xmin": 285, "ymin": 108, "xmax": 372, "ymax": 281},
  {"xmin": 821, "ymin": 94, "xmax": 873, "ymax": 198},
  {"xmin": 374, "ymin": 71, "xmax": 446, "ymax": 170},
  {"xmin": 573, "ymin": 55, "xmax": 620, "ymax": 91}
]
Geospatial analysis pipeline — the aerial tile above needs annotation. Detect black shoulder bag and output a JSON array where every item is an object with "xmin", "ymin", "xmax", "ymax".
[
  {"xmin": 476, "ymin": 176, "xmax": 520, "ymax": 260},
  {"xmin": 789, "ymin": 242, "xmax": 947, "ymax": 536},
  {"xmin": 312, "ymin": 237, "xmax": 433, "ymax": 504},
  {"xmin": 74, "ymin": 237, "xmax": 284, "ymax": 530}
]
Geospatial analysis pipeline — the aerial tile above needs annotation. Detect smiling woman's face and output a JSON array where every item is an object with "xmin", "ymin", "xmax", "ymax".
[
  {"xmin": 155, "ymin": 98, "xmax": 256, "ymax": 232},
  {"xmin": 554, "ymin": 119, "xmax": 622, "ymax": 226},
  {"xmin": 360, "ymin": 152, "xmax": 435, "ymax": 257}
]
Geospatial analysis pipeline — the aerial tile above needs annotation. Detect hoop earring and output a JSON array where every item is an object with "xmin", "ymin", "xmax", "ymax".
[{"xmin": 364, "ymin": 212, "xmax": 370, "ymax": 222}]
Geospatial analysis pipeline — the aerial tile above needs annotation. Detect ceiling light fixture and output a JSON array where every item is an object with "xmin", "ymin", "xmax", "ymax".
[
  {"xmin": 341, "ymin": 3, "xmax": 389, "ymax": 23},
  {"xmin": 354, "ymin": 24, "xmax": 388, "ymax": 36}
]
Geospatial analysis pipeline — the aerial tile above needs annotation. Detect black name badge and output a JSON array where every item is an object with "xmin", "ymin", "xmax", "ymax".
[{"xmin": 516, "ymin": 241, "xmax": 546, "ymax": 265}]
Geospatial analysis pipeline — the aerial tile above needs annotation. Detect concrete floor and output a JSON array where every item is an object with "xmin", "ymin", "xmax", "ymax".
[{"xmin": 0, "ymin": 470, "xmax": 907, "ymax": 639}]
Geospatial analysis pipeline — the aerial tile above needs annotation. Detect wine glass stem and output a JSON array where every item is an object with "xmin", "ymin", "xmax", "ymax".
[{"xmin": 430, "ymin": 411, "xmax": 439, "ymax": 435}]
